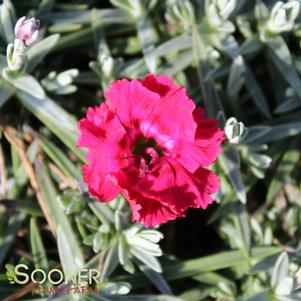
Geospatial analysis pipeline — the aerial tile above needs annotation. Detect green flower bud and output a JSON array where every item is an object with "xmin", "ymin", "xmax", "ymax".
[
  {"xmin": 268, "ymin": 1, "xmax": 300, "ymax": 33},
  {"xmin": 3, "ymin": 39, "xmax": 27, "ymax": 78},
  {"xmin": 213, "ymin": 0, "xmax": 236, "ymax": 20},
  {"xmin": 99, "ymin": 54, "xmax": 114, "ymax": 78},
  {"xmin": 225, "ymin": 117, "xmax": 246, "ymax": 144},
  {"xmin": 41, "ymin": 69, "xmax": 79, "ymax": 95},
  {"xmin": 206, "ymin": 0, "xmax": 236, "ymax": 33}
]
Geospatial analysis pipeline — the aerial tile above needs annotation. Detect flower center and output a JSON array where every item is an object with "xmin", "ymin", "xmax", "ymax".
[{"xmin": 132, "ymin": 136, "xmax": 162, "ymax": 175}]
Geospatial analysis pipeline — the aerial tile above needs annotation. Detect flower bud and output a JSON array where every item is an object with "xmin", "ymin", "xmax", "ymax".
[
  {"xmin": 165, "ymin": 0, "xmax": 195, "ymax": 31},
  {"xmin": 99, "ymin": 54, "xmax": 114, "ymax": 78},
  {"xmin": 208, "ymin": 47, "xmax": 221, "ymax": 65},
  {"xmin": 224, "ymin": 117, "xmax": 246, "ymax": 144},
  {"xmin": 41, "ymin": 69, "xmax": 79, "ymax": 95},
  {"xmin": 268, "ymin": 1, "xmax": 300, "ymax": 33},
  {"xmin": 213, "ymin": 0, "xmax": 236, "ymax": 20},
  {"xmin": 14, "ymin": 16, "xmax": 40, "ymax": 46},
  {"xmin": 7, "ymin": 39, "xmax": 26, "ymax": 70},
  {"xmin": 206, "ymin": 0, "xmax": 236, "ymax": 33}
]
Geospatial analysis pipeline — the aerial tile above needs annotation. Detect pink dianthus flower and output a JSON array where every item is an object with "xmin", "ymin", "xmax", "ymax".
[{"xmin": 78, "ymin": 74, "xmax": 224, "ymax": 227}]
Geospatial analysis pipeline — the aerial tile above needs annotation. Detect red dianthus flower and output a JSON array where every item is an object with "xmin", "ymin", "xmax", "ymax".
[{"xmin": 78, "ymin": 74, "xmax": 224, "ymax": 227}]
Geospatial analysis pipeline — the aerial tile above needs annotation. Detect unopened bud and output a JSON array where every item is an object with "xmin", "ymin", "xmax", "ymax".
[
  {"xmin": 268, "ymin": 1, "xmax": 300, "ymax": 33},
  {"xmin": 7, "ymin": 39, "xmax": 26, "ymax": 70},
  {"xmin": 14, "ymin": 16, "xmax": 39, "ymax": 46},
  {"xmin": 225, "ymin": 117, "xmax": 246, "ymax": 144},
  {"xmin": 214, "ymin": 0, "xmax": 236, "ymax": 20},
  {"xmin": 206, "ymin": 0, "xmax": 236, "ymax": 33},
  {"xmin": 99, "ymin": 54, "xmax": 114, "ymax": 78}
]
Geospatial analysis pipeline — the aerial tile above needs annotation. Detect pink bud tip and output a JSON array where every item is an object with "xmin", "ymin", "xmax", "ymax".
[{"xmin": 14, "ymin": 16, "xmax": 40, "ymax": 46}]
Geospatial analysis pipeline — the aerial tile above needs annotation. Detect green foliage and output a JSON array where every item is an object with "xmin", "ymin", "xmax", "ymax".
[{"xmin": 0, "ymin": 0, "xmax": 300, "ymax": 300}]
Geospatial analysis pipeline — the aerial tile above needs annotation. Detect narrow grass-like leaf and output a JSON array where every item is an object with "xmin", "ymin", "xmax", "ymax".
[
  {"xmin": 48, "ymin": 23, "xmax": 83, "ymax": 33},
  {"xmin": 10, "ymin": 140, "xmax": 39, "ymax": 188},
  {"xmin": 52, "ymin": 27, "xmax": 92, "ymax": 53},
  {"xmin": 30, "ymin": 217, "xmax": 49, "ymax": 271},
  {"xmin": 88, "ymin": 200, "xmax": 115, "ymax": 225},
  {"xmin": 41, "ymin": 10, "xmax": 91, "ymax": 24},
  {"xmin": 136, "ymin": 14, "xmax": 158, "ymax": 72},
  {"xmin": 39, "ymin": 136, "xmax": 81, "ymax": 180},
  {"xmin": 0, "ymin": 213, "xmax": 26, "ymax": 266},
  {"xmin": 41, "ymin": 9, "xmax": 132, "ymax": 25},
  {"xmin": 1, "ymin": 199, "xmax": 42, "ymax": 216},
  {"xmin": 101, "ymin": 238, "xmax": 119, "ymax": 281},
  {"xmin": 271, "ymin": 252, "xmax": 289, "ymax": 287},
  {"xmin": 35, "ymin": 162, "xmax": 84, "ymax": 269},
  {"xmin": 91, "ymin": 9, "xmax": 110, "ymax": 55},
  {"xmin": 119, "ymin": 57, "xmax": 147, "ymax": 78},
  {"xmin": 179, "ymin": 285, "xmax": 216, "ymax": 301},
  {"xmin": 244, "ymin": 65, "xmax": 271, "ymax": 118},
  {"xmin": 250, "ymin": 122, "xmax": 301, "ymax": 143},
  {"xmin": 219, "ymin": 148, "xmax": 246, "ymax": 204},
  {"xmin": 17, "ymin": 91, "xmax": 85, "ymax": 162},
  {"xmin": 105, "ymin": 295, "xmax": 183, "ymax": 301},
  {"xmin": 243, "ymin": 126, "xmax": 271, "ymax": 144},
  {"xmin": 0, "ymin": 1, "xmax": 14, "ymax": 44},
  {"xmin": 192, "ymin": 272, "xmax": 234, "ymax": 286},
  {"xmin": 239, "ymin": 37, "xmax": 262, "ymax": 56},
  {"xmin": 163, "ymin": 246, "xmax": 281, "ymax": 281},
  {"xmin": 267, "ymin": 140, "xmax": 300, "ymax": 201},
  {"xmin": 233, "ymin": 203, "xmax": 251, "ymax": 260},
  {"xmin": 117, "ymin": 247, "xmax": 281, "ymax": 289},
  {"xmin": 205, "ymin": 61, "xmax": 232, "ymax": 82},
  {"xmin": 275, "ymin": 97, "xmax": 301, "ymax": 114},
  {"xmin": 10, "ymin": 75, "xmax": 45, "ymax": 99},
  {"xmin": 227, "ymin": 55, "xmax": 245, "ymax": 99},
  {"xmin": 0, "ymin": 79, "xmax": 14, "ymax": 108},
  {"xmin": 57, "ymin": 225, "xmax": 82, "ymax": 278},
  {"xmin": 136, "ymin": 261, "xmax": 173, "ymax": 295},
  {"xmin": 192, "ymin": 25, "xmax": 223, "ymax": 118},
  {"xmin": 268, "ymin": 37, "xmax": 301, "ymax": 99},
  {"xmin": 0, "ymin": 54, "xmax": 7, "ymax": 70},
  {"xmin": 158, "ymin": 50, "xmax": 193, "ymax": 76},
  {"xmin": 149, "ymin": 34, "xmax": 191, "ymax": 58},
  {"xmin": 244, "ymin": 291, "xmax": 271, "ymax": 301},
  {"xmin": 130, "ymin": 246, "xmax": 162, "ymax": 273},
  {"xmin": 37, "ymin": 0, "xmax": 54, "ymax": 16},
  {"xmin": 250, "ymin": 253, "xmax": 279, "ymax": 274},
  {"xmin": 129, "ymin": 236, "xmax": 162, "ymax": 256}
]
